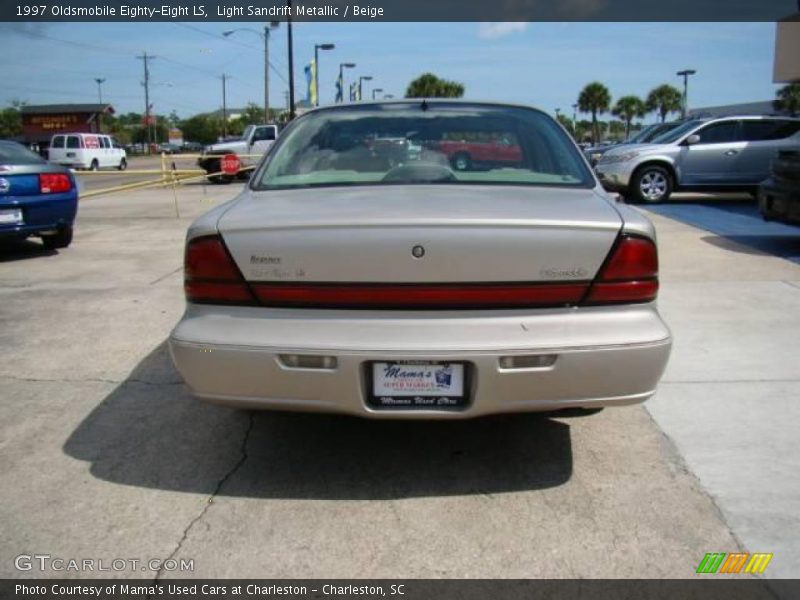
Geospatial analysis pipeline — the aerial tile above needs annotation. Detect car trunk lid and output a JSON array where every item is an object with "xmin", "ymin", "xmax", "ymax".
[{"xmin": 217, "ymin": 185, "xmax": 622, "ymax": 290}]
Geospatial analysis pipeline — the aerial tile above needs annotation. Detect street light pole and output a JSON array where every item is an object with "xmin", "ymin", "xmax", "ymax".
[
  {"xmin": 338, "ymin": 62, "xmax": 355, "ymax": 103},
  {"xmin": 94, "ymin": 78, "xmax": 105, "ymax": 103},
  {"xmin": 676, "ymin": 69, "xmax": 697, "ymax": 119},
  {"xmin": 223, "ymin": 24, "xmax": 279, "ymax": 124},
  {"xmin": 372, "ymin": 88, "xmax": 383, "ymax": 100},
  {"xmin": 220, "ymin": 73, "xmax": 230, "ymax": 139},
  {"xmin": 313, "ymin": 43, "xmax": 335, "ymax": 107},
  {"xmin": 358, "ymin": 76, "xmax": 372, "ymax": 102},
  {"xmin": 287, "ymin": 2, "xmax": 296, "ymax": 119}
]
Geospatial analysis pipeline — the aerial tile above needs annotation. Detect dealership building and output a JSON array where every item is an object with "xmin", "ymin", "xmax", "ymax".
[{"xmin": 20, "ymin": 103, "xmax": 115, "ymax": 154}]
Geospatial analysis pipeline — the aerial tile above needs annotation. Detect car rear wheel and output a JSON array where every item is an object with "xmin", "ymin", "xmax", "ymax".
[
  {"xmin": 118, "ymin": 158, "xmax": 127, "ymax": 171},
  {"xmin": 631, "ymin": 165, "xmax": 672, "ymax": 203},
  {"xmin": 451, "ymin": 152, "xmax": 472, "ymax": 171},
  {"xmin": 42, "ymin": 226, "xmax": 73, "ymax": 250},
  {"xmin": 90, "ymin": 159, "xmax": 99, "ymax": 171}
]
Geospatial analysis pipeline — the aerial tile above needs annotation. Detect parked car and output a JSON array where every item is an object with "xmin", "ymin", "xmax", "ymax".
[
  {"xmin": 182, "ymin": 141, "xmax": 204, "ymax": 153},
  {"xmin": 0, "ymin": 140, "xmax": 77, "ymax": 249},
  {"xmin": 759, "ymin": 148, "xmax": 800, "ymax": 225},
  {"xmin": 198, "ymin": 124, "xmax": 279, "ymax": 184},
  {"xmin": 596, "ymin": 116, "xmax": 800, "ymax": 203},
  {"xmin": 435, "ymin": 133, "xmax": 523, "ymax": 171},
  {"xmin": 157, "ymin": 143, "xmax": 181, "ymax": 154},
  {"xmin": 584, "ymin": 122, "xmax": 679, "ymax": 166},
  {"xmin": 48, "ymin": 133, "xmax": 127, "ymax": 171},
  {"xmin": 169, "ymin": 101, "xmax": 672, "ymax": 418}
]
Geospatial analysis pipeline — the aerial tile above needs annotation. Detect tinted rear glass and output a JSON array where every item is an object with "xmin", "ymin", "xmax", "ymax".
[
  {"xmin": 254, "ymin": 103, "xmax": 593, "ymax": 190},
  {"xmin": 741, "ymin": 120, "xmax": 800, "ymax": 141},
  {"xmin": 0, "ymin": 142, "xmax": 45, "ymax": 164}
]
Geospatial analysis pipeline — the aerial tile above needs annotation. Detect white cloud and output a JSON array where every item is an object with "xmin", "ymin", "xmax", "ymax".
[{"xmin": 478, "ymin": 22, "xmax": 529, "ymax": 40}]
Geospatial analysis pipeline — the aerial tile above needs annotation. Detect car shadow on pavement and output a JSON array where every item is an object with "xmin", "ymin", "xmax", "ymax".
[
  {"xmin": 63, "ymin": 342, "xmax": 573, "ymax": 500},
  {"xmin": 701, "ymin": 234, "xmax": 800, "ymax": 263},
  {"xmin": 0, "ymin": 239, "xmax": 57, "ymax": 261}
]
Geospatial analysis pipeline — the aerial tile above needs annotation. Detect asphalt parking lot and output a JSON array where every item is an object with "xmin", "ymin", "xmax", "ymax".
[{"xmin": 0, "ymin": 185, "xmax": 798, "ymax": 587}]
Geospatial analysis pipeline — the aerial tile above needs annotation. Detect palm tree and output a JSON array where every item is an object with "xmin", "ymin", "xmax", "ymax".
[
  {"xmin": 577, "ymin": 82, "xmax": 611, "ymax": 144},
  {"xmin": 612, "ymin": 95, "xmax": 646, "ymax": 138},
  {"xmin": 774, "ymin": 83, "xmax": 800, "ymax": 116},
  {"xmin": 646, "ymin": 85, "xmax": 683, "ymax": 122},
  {"xmin": 405, "ymin": 73, "xmax": 465, "ymax": 98}
]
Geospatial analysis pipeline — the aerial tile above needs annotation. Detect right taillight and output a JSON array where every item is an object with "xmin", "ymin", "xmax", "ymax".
[
  {"xmin": 583, "ymin": 235, "xmax": 659, "ymax": 305},
  {"xmin": 184, "ymin": 235, "xmax": 255, "ymax": 305}
]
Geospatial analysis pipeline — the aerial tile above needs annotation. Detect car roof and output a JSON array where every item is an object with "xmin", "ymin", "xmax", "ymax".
[
  {"xmin": 698, "ymin": 115, "xmax": 800, "ymax": 122},
  {"xmin": 301, "ymin": 99, "xmax": 551, "ymax": 116}
]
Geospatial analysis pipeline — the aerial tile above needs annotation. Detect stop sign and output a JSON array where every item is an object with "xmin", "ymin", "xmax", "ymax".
[{"xmin": 220, "ymin": 154, "xmax": 240, "ymax": 175}]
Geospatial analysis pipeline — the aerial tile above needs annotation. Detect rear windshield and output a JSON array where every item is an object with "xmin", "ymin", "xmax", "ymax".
[
  {"xmin": 253, "ymin": 103, "xmax": 593, "ymax": 190},
  {"xmin": 0, "ymin": 141, "xmax": 44, "ymax": 165}
]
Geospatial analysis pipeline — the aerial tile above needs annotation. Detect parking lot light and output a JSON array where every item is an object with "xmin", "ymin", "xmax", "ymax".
[{"xmin": 676, "ymin": 69, "xmax": 697, "ymax": 119}]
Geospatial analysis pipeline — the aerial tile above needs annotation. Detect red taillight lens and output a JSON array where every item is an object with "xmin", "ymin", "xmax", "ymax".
[
  {"xmin": 184, "ymin": 236, "xmax": 255, "ymax": 304},
  {"xmin": 584, "ymin": 235, "xmax": 659, "ymax": 305},
  {"xmin": 39, "ymin": 173, "xmax": 72, "ymax": 194},
  {"xmin": 252, "ymin": 282, "xmax": 589, "ymax": 309}
]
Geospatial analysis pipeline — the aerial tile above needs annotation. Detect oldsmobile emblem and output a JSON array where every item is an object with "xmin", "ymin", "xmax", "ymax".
[
  {"xmin": 411, "ymin": 244, "xmax": 425, "ymax": 258},
  {"xmin": 0, "ymin": 178, "xmax": 10, "ymax": 194}
]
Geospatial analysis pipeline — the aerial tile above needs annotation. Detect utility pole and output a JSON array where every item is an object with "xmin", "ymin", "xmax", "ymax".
[
  {"xmin": 220, "ymin": 73, "xmax": 230, "ymax": 139},
  {"xmin": 287, "ymin": 0, "xmax": 296, "ymax": 120},
  {"xmin": 136, "ymin": 52, "xmax": 155, "ymax": 152}
]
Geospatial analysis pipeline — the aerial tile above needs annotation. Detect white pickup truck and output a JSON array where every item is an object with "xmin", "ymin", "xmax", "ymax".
[{"xmin": 197, "ymin": 124, "xmax": 278, "ymax": 184}]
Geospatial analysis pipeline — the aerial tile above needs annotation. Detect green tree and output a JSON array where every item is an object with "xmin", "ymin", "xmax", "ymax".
[
  {"xmin": 612, "ymin": 95, "xmax": 646, "ymax": 138},
  {"xmin": 646, "ymin": 84, "xmax": 683, "ymax": 122},
  {"xmin": 0, "ymin": 107, "xmax": 22, "ymax": 138},
  {"xmin": 180, "ymin": 114, "xmax": 221, "ymax": 145},
  {"xmin": 577, "ymin": 82, "xmax": 611, "ymax": 144},
  {"xmin": 575, "ymin": 119, "xmax": 593, "ymax": 143},
  {"xmin": 608, "ymin": 120, "xmax": 627, "ymax": 140},
  {"xmin": 774, "ymin": 83, "xmax": 800, "ymax": 116},
  {"xmin": 405, "ymin": 73, "xmax": 465, "ymax": 98},
  {"xmin": 556, "ymin": 113, "xmax": 575, "ymax": 136}
]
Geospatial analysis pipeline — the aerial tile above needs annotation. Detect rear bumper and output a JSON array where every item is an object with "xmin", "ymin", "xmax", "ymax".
[
  {"xmin": 0, "ymin": 192, "xmax": 77, "ymax": 238},
  {"xmin": 758, "ymin": 179, "xmax": 800, "ymax": 225},
  {"xmin": 169, "ymin": 304, "xmax": 672, "ymax": 419}
]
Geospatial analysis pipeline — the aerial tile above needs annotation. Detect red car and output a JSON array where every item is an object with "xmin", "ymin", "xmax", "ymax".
[{"xmin": 437, "ymin": 136, "xmax": 523, "ymax": 171}]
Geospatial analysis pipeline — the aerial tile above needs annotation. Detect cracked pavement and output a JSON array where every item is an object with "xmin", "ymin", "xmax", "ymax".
[{"xmin": 0, "ymin": 186, "xmax": 797, "ymax": 584}]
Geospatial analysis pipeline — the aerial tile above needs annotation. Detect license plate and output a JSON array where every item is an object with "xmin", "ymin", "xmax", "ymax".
[
  {"xmin": 0, "ymin": 209, "xmax": 22, "ymax": 225},
  {"xmin": 368, "ymin": 361, "xmax": 468, "ymax": 410}
]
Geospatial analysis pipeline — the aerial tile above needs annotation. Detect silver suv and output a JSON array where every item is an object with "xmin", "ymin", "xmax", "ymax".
[{"xmin": 595, "ymin": 116, "xmax": 800, "ymax": 203}]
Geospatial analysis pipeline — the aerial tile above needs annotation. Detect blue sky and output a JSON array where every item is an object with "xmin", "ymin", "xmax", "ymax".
[{"xmin": 0, "ymin": 22, "xmax": 782, "ymax": 122}]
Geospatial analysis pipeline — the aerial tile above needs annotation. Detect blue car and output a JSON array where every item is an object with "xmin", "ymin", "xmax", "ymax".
[{"xmin": 0, "ymin": 140, "xmax": 78, "ymax": 249}]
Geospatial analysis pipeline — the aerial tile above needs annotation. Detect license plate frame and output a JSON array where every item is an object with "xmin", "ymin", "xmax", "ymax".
[
  {"xmin": 366, "ymin": 360, "xmax": 471, "ymax": 411},
  {"xmin": 0, "ymin": 208, "xmax": 23, "ymax": 225}
]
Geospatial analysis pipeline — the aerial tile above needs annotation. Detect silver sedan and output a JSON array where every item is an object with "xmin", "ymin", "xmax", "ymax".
[{"xmin": 169, "ymin": 101, "xmax": 671, "ymax": 418}]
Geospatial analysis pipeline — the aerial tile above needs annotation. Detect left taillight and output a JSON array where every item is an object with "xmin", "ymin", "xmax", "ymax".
[
  {"xmin": 39, "ymin": 173, "xmax": 72, "ymax": 194},
  {"xmin": 582, "ymin": 235, "xmax": 659, "ymax": 305},
  {"xmin": 184, "ymin": 235, "xmax": 255, "ymax": 305}
]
